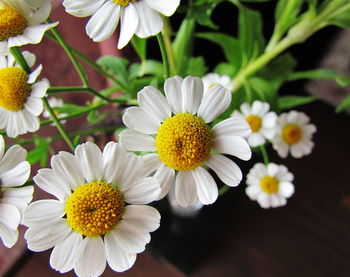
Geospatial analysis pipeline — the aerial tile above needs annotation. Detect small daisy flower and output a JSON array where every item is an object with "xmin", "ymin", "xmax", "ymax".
[
  {"xmin": 0, "ymin": 135, "xmax": 33, "ymax": 248},
  {"xmin": 201, "ymin": 73, "xmax": 233, "ymax": 92},
  {"xmin": 246, "ymin": 162, "xmax": 294, "ymax": 209},
  {"xmin": 120, "ymin": 75, "xmax": 252, "ymax": 207},
  {"xmin": 0, "ymin": 50, "xmax": 49, "ymax": 138},
  {"xmin": 272, "ymin": 110, "xmax": 316, "ymax": 158},
  {"xmin": 0, "ymin": 0, "xmax": 58, "ymax": 55},
  {"xmin": 63, "ymin": 0, "xmax": 180, "ymax": 49},
  {"xmin": 232, "ymin": 100, "xmax": 277, "ymax": 147},
  {"xmin": 43, "ymin": 97, "xmax": 67, "ymax": 125},
  {"xmin": 23, "ymin": 141, "xmax": 161, "ymax": 276}
]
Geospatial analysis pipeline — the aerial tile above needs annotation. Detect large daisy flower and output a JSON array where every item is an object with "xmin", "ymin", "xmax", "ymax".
[
  {"xmin": 246, "ymin": 162, "xmax": 294, "ymax": 208},
  {"xmin": 0, "ymin": 135, "xmax": 32, "ymax": 248},
  {"xmin": 23, "ymin": 141, "xmax": 161, "ymax": 276},
  {"xmin": 232, "ymin": 100, "xmax": 277, "ymax": 147},
  {"xmin": 63, "ymin": 0, "xmax": 180, "ymax": 49},
  {"xmin": 201, "ymin": 73, "xmax": 233, "ymax": 92},
  {"xmin": 0, "ymin": 50, "xmax": 49, "ymax": 138},
  {"xmin": 120, "ymin": 75, "xmax": 252, "ymax": 207},
  {"xmin": 272, "ymin": 110, "xmax": 316, "ymax": 158},
  {"xmin": 0, "ymin": 0, "xmax": 58, "ymax": 55}
]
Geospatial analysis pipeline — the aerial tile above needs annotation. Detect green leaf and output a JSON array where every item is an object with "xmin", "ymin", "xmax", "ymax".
[
  {"xmin": 274, "ymin": 0, "xmax": 303, "ymax": 37},
  {"xmin": 131, "ymin": 36, "xmax": 147, "ymax": 60},
  {"xmin": 336, "ymin": 94, "xmax": 350, "ymax": 112},
  {"xmin": 196, "ymin": 32, "xmax": 241, "ymax": 72},
  {"xmin": 27, "ymin": 137, "xmax": 50, "ymax": 166},
  {"xmin": 278, "ymin": 95, "xmax": 317, "ymax": 110},
  {"xmin": 192, "ymin": 0, "xmax": 224, "ymax": 29},
  {"xmin": 214, "ymin": 63, "xmax": 237, "ymax": 77},
  {"xmin": 55, "ymin": 103, "xmax": 91, "ymax": 114},
  {"xmin": 87, "ymin": 109, "xmax": 108, "ymax": 125},
  {"xmin": 129, "ymin": 60, "xmax": 163, "ymax": 79},
  {"xmin": 248, "ymin": 77, "xmax": 279, "ymax": 110},
  {"xmin": 329, "ymin": 10, "xmax": 350, "ymax": 29},
  {"xmin": 287, "ymin": 69, "xmax": 350, "ymax": 87},
  {"xmin": 186, "ymin": 56, "xmax": 208, "ymax": 76},
  {"xmin": 97, "ymin": 56, "xmax": 129, "ymax": 84}
]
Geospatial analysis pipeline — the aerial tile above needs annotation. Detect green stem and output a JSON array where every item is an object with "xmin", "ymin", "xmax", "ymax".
[
  {"xmin": 43, "ymin": 97, "xmax": 75, "ymax": 150},
  {"xmin": 157, "ymin": 32, "xmax": 170, "ymax": 79},
  {"xmin": 9, "ymin": 47, "xmax": 31, "ymax": 73},
  {"xmin": 48, "ymin": 21, "xmax": 89, "ymax": 86},
  {"xmin": 259, "ymin": 145, "xmax": 269, "ymax": 166},
  {"xmin": 162, "ymin": 18, "xmax": 177, "ymax": 75},
  {"xmin": 218, "ymin": 185, "xmax": 230, "ymax": 196}
]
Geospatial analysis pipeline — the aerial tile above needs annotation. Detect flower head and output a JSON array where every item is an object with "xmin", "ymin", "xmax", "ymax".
[
  {"xmin": 201, "ymin": 73, "xmax": 233, "ymax": 92},
  {"xmin": 232, "ymin": 100, "xmax": 277, "ymax": 147},
  {"xmin": 272, "ymin": 110, "xmax": 316, "ymax": 158},
  {"xmin": 120, "ymin": 75, "xmax": 252, "ymax": 207},
  {"xmin": 63, "ymin": 0, "xmax": 180, "ymax": 49},
  {"xmin": 245, "ymin": 162, "xmax": 294, "ymax": 208},
  {"xmin": 23, "ymin": 141, "xmax": 161, "ymax": 276},
  {"xmin": 0, "ymin": 0, "xmax": 58, "ymax": 55},
  {"xmin": 0, "ymin": 135, "xmax": 32, "ymax": 248},
  {"xmin": 0, "ymin": 51, "xmax": 49, "ymax": 137}
]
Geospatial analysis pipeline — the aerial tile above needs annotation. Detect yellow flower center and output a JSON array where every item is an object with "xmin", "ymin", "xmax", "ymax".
[
  {"xmin": 282, "ymin": 124, "xmax": 302, "ymax": 145},
  {"xmin": 260, "ymin": 176, "xmax": 279, "ymax": 194},
  {"xmin": 0, "ymin": 5, "xmax": 28, "ymax": 41},
  {"xmin": 112, "ymin": 0, "xmax": 136, "ymax": 6},
  {"xmin": 0, "ymin": 67, "xmax": 30, "ymax": 111},
  {"xmin": 246, "ymin": 114, "xmax": 262, "ymax": 132},
  {"xmin": 155, "ymin": 113, "xmax": 213, "ymax": 171},
  {"xmin": 65, "ymin": 181, "xmax": 124, "ymax": 237}
]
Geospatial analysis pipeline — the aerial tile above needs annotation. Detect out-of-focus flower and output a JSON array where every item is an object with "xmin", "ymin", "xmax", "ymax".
[
  {"xmin": 120, "ymin": 75, "xmax": 252, "ymax": 207},
  {"xmin": 246, "ymin": 162, "xmax": 294, "ymax": 209},
  {"xmin": 201, "ymin": 73, "xmax": 233, "ymax": 92},
  {"xmin": 232, "ymin": 100, "xmax": 277, "ymax": 147},
  {"xmin": 43, "ymin": 97, "xmax": 67, "ymax": 125}
]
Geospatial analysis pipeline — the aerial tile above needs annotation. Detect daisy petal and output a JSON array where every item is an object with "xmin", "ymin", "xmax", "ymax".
[
  {"xmin": 279, "ymin": 181, "xmax": 294, "ymax": 198},
  {"xmin": 213, "ymin": 135, "xmax": 252, "ymax": 161},
  {"xmin": 175, "ymin": 171, "xmax": 198, "ymax": 207},
  {"xmin": 164, "ymin": 75, "xmax": 183, "ymax": 114},
  {"xmin": 0, "ymin": 161, "xmax": 30, "ymax": 187},
  {"xmin": 27, "ymin": 64, "xmax": 42, "ymax": 84},
  {"xmin": 192, "ymin": 167, "xmax": 218, "ymax": 205},
  {"xmin": 123, "ymin": 177, "xmax": 160, "ymax": 204},
  {"xmin": 205, "ymin": 154, "xmax": 242, "ymax": 187},
  {"xmin": 118, "ymin": 3, "xmax": 138, "ymax": 48},
  {"xmin": 103, "ymin": 141, "xmax": 126, "ymax": 185},
  {"xmin": 245, "ymin": 185, "xmax": 261, "ymax": 200},
  {"xmin": 0, "ymin": 144, "xmax": 26, "ymax": 174},
  {"xmin": 122, "ymin": 106, "xmax": 160, "ymax": 134},
  {"xmin": 141, "ymin": 153, "xmax": 162, "ymax": 177},
  {"xmin": 0, "ymin": 203, "xmax": 20, "ymax": 229},
  {"xmin": 134, "ymin": 1, "xmax": 163, "ymax": 38},
  {"xmin": 145, "ymin": 0, "xmax": 180, "ymax": 16},
  {"xmin": 180, "ymin": 76, "xmax": 203, "ymax": 114},
  {"xmin": 22, "ymin": 200, "xmax": 65, "ymax": 226},
  {"xmin": 119, "ymin": 129, "xmax": 156, "ymax": 152},
  {"xmin": 0, "ymin": 223, "xmax": 18, "ymax": 248},
  {"xmin": 212, "ymin": 117, "xmax": 251, "ymax": 138},
  {"xmin": 154, "ymin": 164, "xmax": 175, "ymax": 200},
  {"xmin": 24, "ymin": 96, "xmax": 43, "ymax": 116},
  {"xmin": 63, "ymin": 0, "xmax": 105, "ymax": 17},
  {"xmin": 122, "ymin": 205, "xmax": 160, "ymax": 233}
]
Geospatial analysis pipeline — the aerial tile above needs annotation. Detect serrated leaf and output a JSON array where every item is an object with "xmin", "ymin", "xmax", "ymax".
[
  {"xmin": 278, "ymin": 95, "xmax": 317, "ymax": 110},
  {"xmin": 186, "ymin": 56, "xmax": 208, "ymax": 76},
  {"xmin": 97, "ymin": 56, "xmax": 129, "ymax": 84}
]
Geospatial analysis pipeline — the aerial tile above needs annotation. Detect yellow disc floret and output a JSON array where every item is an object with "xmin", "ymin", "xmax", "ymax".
[
  {"xmin": 260, "ymin": 176, "xmax": 279, "ymax": 194},
  {"xmin": 65, "ymin": 181, "xmax": 124, "ymax": 237},
  {"xmin": 112, "ymin": 0, "xmax": 136, "ymax": 6},
  {"xmin": 0, "ymin": 5, "xmax": 28, "ymax": 41},
  {"xmin": 246, "ymin": 114, "xmax": 262, "ymax": 132},
  {"xmin": 155, "ymin": 113, "xmax": 213, "ymax": 171},
  {"xmin": 282, "ymin": 124, "xmax": 302, "ymax": 145},
  {"xmin": 0, "ymin": 67, "xmax": 30, "ymax": 111}
]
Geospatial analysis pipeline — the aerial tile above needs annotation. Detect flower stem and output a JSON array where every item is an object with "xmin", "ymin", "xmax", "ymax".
[
  {"xmin": 259, "ymin": 145, "xmax": 269, "ymax": 166},
  {"xmin": 157, "ymin": 32, "xmax": 170, "ymax": 79},
  {"xmin": 9, "ymin": 47, "xmax": 31, "ymax": 73},
  {"xmin": 43, "ymin": 97, "xmax": 75, "ymax": 151},
  {"xmin": 218, "ymin": 185, "xmax": 230, "ymax": 196}
]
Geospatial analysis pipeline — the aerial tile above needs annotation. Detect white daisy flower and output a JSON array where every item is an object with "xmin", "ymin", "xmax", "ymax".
[
  {"xmin": 43, "ymin": 97, "xmax": 67, "ymax": 125},
  {"xmin": 0, "ymin": 0, "xmax": 58, "ymax": 55},
  {"xmin": 63, "ymin": 0, "xmax": 180, "ymax": 49},
  {"xmin": 201, "ymin": 73, "xmax": 233, "ymax": 92},
  {"xmin": 246, "ymin": 162, "xmax": 294, "ymax": 209},
  {"xmin": 0, "ymin": 135, "xmax": 33, "ymax": 248},
  {"xmin": 0, "ymin": 50, "xmax": 49, "ymax": 138},
  {"xmin": 120, "ymin": 75, "xmax": 252, "ymax": 207},
  {"xmin": 272, "ymin": 110, "xmax": 316, "ymax": 158},
  {"xmin": 23, "ymin": 141, "xmax": 161, "ymax": 276},
  {"xmin": 232, "ymin": 100, "xmax": 277, "ymax": 147}
]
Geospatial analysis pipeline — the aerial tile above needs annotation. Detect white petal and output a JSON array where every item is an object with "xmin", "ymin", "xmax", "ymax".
[
  {"xmin": 262, "ymin": 112, "xmax": 277, "ymax": 128},
  {"xmin": 24, "ymin": 96, "xmax": 43, "ymax": 116},
  {"xmin": 22, "ymin": 200, "xmax": 65, "ymax": 226},
  {"xmin": 122, "ymin": 205, "xmax": 160, "ymax": 233},
  {"xmin": 122, "ymin": 106, "xmax": 160, "ymax": 134},
  {"xmin": 197, "ymin": 85, "xmax": 231, "ymax": 123},
  {"xmin": 0, "ymin": 144, "xmax": 26, "ymax": 174},
  {"xmin": 27, "ymin": 64, "xmax": 42, "ymax": 84},
  {"xmin": 87, "ymin": 1, "xmax": 120, "ymax": 42},
  {"xmin": 50, "ymin": 232, "xmax": 82, "ymax": 274},
  {"xmin": 267, "ymin": 163, "xmax": 280, "ymax": 177},
  {"xmin": 164, "ymin": 75, "xmax": 183, "ymax": 114},
  {"xmin": 0, "ymin": 41, "xmax": 9, "ymax": 56},
  {"xmin": 0, "ymin": 223, "xmax": 18, "ymax": 248},
  {"xmin": 180, "ymin": 76, "xmax": 203, "ymax": 114},
  {"xmin": 0, "ymin": 161, "xmax": 30, "ymax": 187},
  {"xmin": 0, "ymin": 203, "xmax": 20, "ymax": 229},
  {"xmin": 212, "ymin": 117, "xmax": 251, "ymax": 138},
  {"xmin": 245, "ymin": 185, "xmax": 262, "ymax": 200},
  {"xmin": 27, "ymin": 1, "xmax": 52, "ymax": 25},
  {"xmin": 154, "ymin": 164, "xmax": 175, "ymax": 200},
  {"xmin": 63, "ymin": 0, "xmax": 105, "ymax": 17},
  {"xmin": 278, "ymin": 181, "xmax": 294, "ymax": 198},
  {"xmin": 1, "ymin": 186, "xmax": 33, "ymax": 215},
  {"xmin": 248, "ymin": 133, "xmax": 265, "ymax": 147},
  {"xmin": 145, "ymin": 0, "xmax": 180, "ymax": 16},
  {"xmin": 175, "ymin": 171, "xmax": 198, "ymax": 207},
  {"xmin": 134, "ymin": 1, "xmax": 163, "ymax": 38},
  {"xmin": 205, "ymin": 154, "xmax": 242, "ymax": 187},
  {"xmin": 213, "ymin": 135, "xmax": 252, "ymax": 161},
  {"xmin": 105, "ymin": 230, "xmax": 137, "ymax": 272},
  {"xmin": 118, "ymin": 3, "xmax": 138, "ymax": 48},
  {"xmin": 103, "ymin": 141, "xmax": 126, "ymax": 185},
  {"xmin": 75, "ymin": 142, "xmax": 104, "ymax": 182},
  {"xmin": 74, "ymin": 237, "xmax": 106, "ymax": 277},
  {"xmin": 138, "ymin": 86, "xmax": 171, "ymax": 122},
  {"xmin": 192, "ymin": 167, "xmax": 218, "ymax": 205},
  {"xmin": 141, "ymin": 153, "xmax": 162, "ymax": 177},
  {"xmin": 30, "ymin": 78, "xmax": 49, "ymax": 98},
  {"xmin": 257, "ymin": 193, "xmax": 271, "ymax": 209},
  {"xmin": 22, "ymin": 51, "xmax": 36, "ymax": 67},
  {"xmin": 123, "ymin": 177, "xmax": 160, "ymax": 204},
  {"xmin": 0, "ymin": 135, "xmax": 4, "ymax": 159},
  {"xmin": 119, "ymin": 129, "xmax": 156, "ymax": 152}
]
